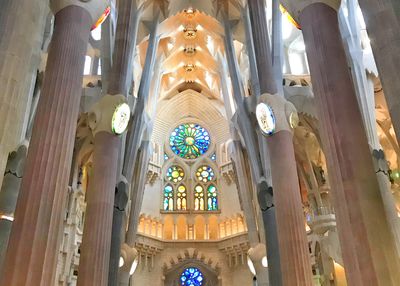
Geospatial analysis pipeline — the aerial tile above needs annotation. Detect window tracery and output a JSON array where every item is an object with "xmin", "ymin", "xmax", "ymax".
[
  {"xmin": 169, "ymin": 123, "xmax": 210, "ymax": 159},
  {"xmin": 180, "ymin": 267, "xmax": 204, "ymax": 286},
  {"xmin": 163, "ymin": 185, "xmax": 174, "ymax": 211},
  {"xmin": 177, "ymin": 185, "xmax": 187, "ymax": 210},
  {"xmin": 167, "ymin": 165, "xmax": 185, "ymax": 183}
]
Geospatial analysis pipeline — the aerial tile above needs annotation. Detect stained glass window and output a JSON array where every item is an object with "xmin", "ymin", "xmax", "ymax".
[
  {"xmin": 210, "ymin": 153, "xmax": 216, "ymax": 161},
  {"xmin": 164, "ymin": 153, "xmax": 169, "ymax": 161},
  {"xmin": 194, "ymin": 185, "xmax": 205, "ymax": 211},
  {"xmin": 180, "ymin": 267, "xmax": 204, "ymax": 286},
  {"xmin": 167, "ymin": 166, "xmax": 185, "ymax": 183},
  {"xmin": 207, "ymin": 185, "xmax": 218, "ymax": 211},
  {"xmin": 196, "ymin": 166, "xmax": 215, "ymax": 183},
  {"xmin": 177, "ymin": 185, "xmax": 187, "ymax": 210},
  {"xmin": 164, "ymin": 185, "xmax": 174, "ymax": 211},
  {"xmin": 169, "ymin": 123, "xmax": 210, "ymax": 159}
]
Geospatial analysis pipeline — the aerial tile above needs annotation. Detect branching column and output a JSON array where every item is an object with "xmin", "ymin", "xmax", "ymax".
[
  {"xmin": 296, "ymin": 2, "xmax": 400, "ymax": 285},
  {"xmin": 78, "ymin": 0, "xmax": 141, "ymax": 282},
  {"xmin": 248, "ymin": 1, "xmax": 313, "ymax": 285},
  {"xmin": 0, "ymin": 1, "xmax": 105, "ymax": 284},
  {"xmin": 104, "ymin": 1, "xmax": 143, "ymax": 285}
]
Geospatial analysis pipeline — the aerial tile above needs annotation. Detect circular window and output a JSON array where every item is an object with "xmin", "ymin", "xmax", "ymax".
[
  {"xmin": 196, "ymin": 166, "xmax": 215, "ymax": 183},
  {"xmin": 169, "ymin": 123, "xmax": 210, "ymax": 159},
  {"xmin": 180, "ymin": 267, "xmax": 204, "ymax": 286},
  {"xmin": 167, "ymin": 166, "xmax": 185, "ymax": 183}
]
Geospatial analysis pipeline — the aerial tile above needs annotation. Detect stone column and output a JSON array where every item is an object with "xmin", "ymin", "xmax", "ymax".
[
  {"xmin": 108, "ymin": 180, "xmax": 129, "ymax": 285},
  {"xmin": 231, "ymin": 140, "xmax": 260, "ymax": 245},
  {"xmin": 77, "ymin": 94, "xmax": 128, "ymax": 286},
  {"xmin": 294, "ymin": 2, "xmax": 400, "ymax": 285},
  {"xmin": 0, "ymin": 145, "xmax": 26, "ymax": 272},
  {"xmin": 339, "ymin": 0, "xmax": 400, "ymax": 256},
  {"xmin": 0, "ymin": 1, "xmax": 106, "ymax": 284},
  {"xmin": 223, "ymin": 12, "xmax": 283, "ymax": 283},
  {"xmin": 357, "ymin": 0, "xmax": 400, "ymax": 144},
  {"xmin": 248, "ymin": 1, "xmax": 313, "ymax": 285},
  {"xmin": 0, "ymin": 0, "xmax": 48, "ymax": 188},
  {"xmin": 104, "ymin": 1, "xmax": 143, "ymax": 284}
]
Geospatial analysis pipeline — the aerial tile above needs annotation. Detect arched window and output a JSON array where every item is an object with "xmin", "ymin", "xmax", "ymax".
[
  {"xmin": 169, "ymin": 123, "xmax": 210, "ymax": 159},
  {"xmin": 207, "ymin": 185, "xmax": 218, "ymax": 211},
  {"xmin": 180, "ymin": 267, "xmax": 204, "ymax": 286},
  {"xmin": 167, "ymin": 165, "xmax": 185, "ymax": 183},
  {"xmin": 163, "ymin": 185, "xmax": 174, "ymax": 211},
  {"xmin": 196, "ymin": 166, "xmax": 215, "ymax": 183},
  {"xmin": 177, "ymin": 185, "xmax": 187, "ymax": 210},
  {"xmin": 194, "ymin": 185, "xmax": 205, "ymax": 211}
]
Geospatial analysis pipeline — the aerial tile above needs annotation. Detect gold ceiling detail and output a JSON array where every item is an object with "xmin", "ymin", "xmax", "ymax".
[
  {"xmin": 184, "ymin": 63, "xmax": 196, "ymax": 72},
  {"xmin": 184, "ymin": 45, "xmax": 196, "ymax": 56},
  {"xmin": 183, "ymin": 26, "xmax": 197, "ymax": 40}
]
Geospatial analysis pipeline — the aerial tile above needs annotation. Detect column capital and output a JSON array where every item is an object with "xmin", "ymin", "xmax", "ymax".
[
  {"xmin": 50, "ymin": 0, "xmax": 109, "ymax": 23},
  {"xmin": 248, "ymin": 243, "xmax": 266, "ymax": 262},
  {"xmin": 256, "ymin": 93, "xmax": 299, "ymax": 135},
  {"xmin": 88, "ymin": 94, "xmax": 131, "ymax": 136},
  {"xmin": 281, "ymin": 0, "xmax": 340, "ymax": 20}
]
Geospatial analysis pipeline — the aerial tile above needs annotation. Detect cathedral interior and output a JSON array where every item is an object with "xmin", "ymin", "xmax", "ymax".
[{"xmin": 1, "ymin": 0, "xmax": 400, "ymax": 285}]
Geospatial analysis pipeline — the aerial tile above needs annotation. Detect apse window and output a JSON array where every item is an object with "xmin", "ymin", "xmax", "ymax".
[
  {"xmin": 180, "ymin": 267, "xmax": 204, "ymax": 286},
  {"xmin": 169, "ymin": 123, "xmax": 210, "ymax": 159}
]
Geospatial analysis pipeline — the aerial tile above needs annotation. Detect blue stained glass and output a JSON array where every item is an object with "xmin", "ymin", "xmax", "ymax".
[
  {"xmin": 164, "ymin": 153, "xmax": 169, "ymax": 161},
  {"xmin": 210, "ymin": 153, "xmax": 216, "ymax": 161},
  {"xmin": 164, "ymin": 185, "xmax": 174, "ymax": 211},
  {"xmin": 169, "ymin": 123, "xmax": 211, "ymax": 159},
  {"xmin": 207, "ymin": 185, "xmax": 218, "ymax": 211},
  {"xmin": 180, "ymin": 267, "xmax": 204, "ymax": 286}
]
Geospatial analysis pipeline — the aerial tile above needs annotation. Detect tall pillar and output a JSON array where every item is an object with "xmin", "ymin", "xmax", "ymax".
[
  {"xmin": 357, "ymin": 0, "xmax": 400, "ymax": 144},
  {"xmin": 77, "ymin": 93, "xmax": 128, "ymax": 286},
  {"xmin": 222, "ymin": 11, "xmax": 283, "ymax": 284},
  {"xmin": 294, "ymin": 2, "xmax": 400, "ymax": 284},
  {"xmin": 339, "ymin": 0, "xmax": 400, "ymax": 255},
  {"xmin": 102, "ymin": 0, "xmax": 143, "ymax": 285},
  {"xmin": 0, "ymin": 2, "xmax": 106, "ymax": 284},
  {"xmin": 108, "ymin": 180, "xmax": 129, "ymax": 285},
  {"xmin": 248, "ymin": 1, "xmax": 313, "ymax": 285},
  {"xmin": 0, "ymin": 0, "xmax": 48, "ymax": 188}
]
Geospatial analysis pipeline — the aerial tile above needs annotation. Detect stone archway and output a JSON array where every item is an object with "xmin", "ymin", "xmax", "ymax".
[{"xmin": 164, "ymin": 260, "xmax": 219, "ymax": 286}]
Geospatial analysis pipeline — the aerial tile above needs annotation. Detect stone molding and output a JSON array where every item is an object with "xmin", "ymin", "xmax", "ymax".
[
  {"xmin": 280, "ymin": 0, "xmax": 340, "ymax": 20},
  {"xmin": 258, "ymin": 93, "xmax": 299, "ymax": 134},
  {"xmin": 50, "ymin": 0, "xmax": 109, "ymax": 23},
  {"xmin": 88, "ymin": 94, "xmax": 130, "ymax": 136}
]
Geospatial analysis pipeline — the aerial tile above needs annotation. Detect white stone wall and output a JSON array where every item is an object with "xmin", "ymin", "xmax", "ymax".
[{"xmin": 131, "ymin": 243, "xmax": 253, "ymax": 286}]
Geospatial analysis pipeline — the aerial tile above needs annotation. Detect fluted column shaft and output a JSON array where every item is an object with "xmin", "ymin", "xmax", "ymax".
[
  {"xmin": 300, "ymin": 3, "xmax": 400, "ymax": 285},
  {"xmin": 0, "ymin": 6, "xmax": 91, "ymax": 285},
  {"xmin": 77, "ymin": 132, "xmax": 120, "ymax": 285},
  {"xmin": 248, "ymin": 0, "xmax": 313, "ymax": 285}
]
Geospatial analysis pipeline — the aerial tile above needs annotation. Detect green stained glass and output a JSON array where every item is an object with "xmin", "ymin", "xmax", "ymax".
[
  {"xmin": 167, "ymin": 165, "xmax": 185, "ymax": 183},
  {"xmin": 163, "ymin": 185, "xmax": 174, "ymax": 211},
  {"xmin": 170, "ymin": 123, "xmax": 210, "ymax": 159},
  {"xmin": 207, "ymin": 184, "xmax": 218, "ymax": 211}
]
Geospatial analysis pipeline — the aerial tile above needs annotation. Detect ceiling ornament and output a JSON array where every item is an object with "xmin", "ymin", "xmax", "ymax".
[
  {"xmin": 183, "ymin": 25, "xmax": 197, "ymax": 40},
  {"xmin": 184, "ymin": 45, "xmax": 197, "ymax": 56},
  {"xmin": 184, "ymin": 63, "xmax": 196, "ymax": 72}
]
